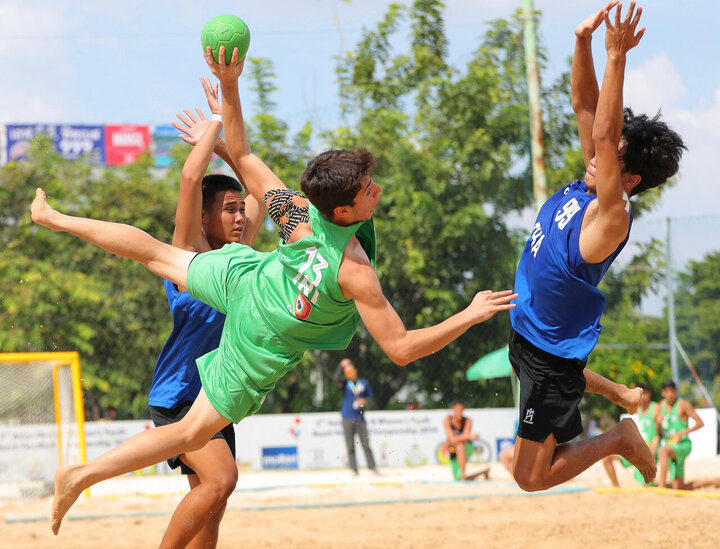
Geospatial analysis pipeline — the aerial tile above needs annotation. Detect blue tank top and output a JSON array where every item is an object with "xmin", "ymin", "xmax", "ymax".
[
  {"xmin": 148, "ymin": 279, "xmax": 225, "ymax": 407},
  {"xmin": 510, "ymin": 180, "xmax": 633, "ymax": 360}
]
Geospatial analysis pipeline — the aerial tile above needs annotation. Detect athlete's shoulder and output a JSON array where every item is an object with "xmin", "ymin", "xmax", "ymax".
[{"xmin": 342, "ymin": 236, "xmax": 372, "ymax": 266}]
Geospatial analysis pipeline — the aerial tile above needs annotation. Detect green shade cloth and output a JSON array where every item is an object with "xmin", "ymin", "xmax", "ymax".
[{"xmin": 466, "ymin": 346, "xmax": 512, "ymax": 380}]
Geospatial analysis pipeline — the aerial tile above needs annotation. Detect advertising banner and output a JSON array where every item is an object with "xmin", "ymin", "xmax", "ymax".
[
  {"xmin": 153, "ymin": 124, "xmax": 179, "ymax": 167},
  {"xmin": 5, "ymin": 124, "xmax": 104, "ymax": 163},
  {"xmin": 57, "ymin": 125, "xmax": 105, "ymax": 162},
  {"xmin": 0, "ymin": 419, "xmax": 156, "ymax": 485},
  {"xmin": 232, "ymin": 408, "xmax": 519, "ymax": 471},
  {"xmin": 6, "ymin": 124, "xmax": 59, "ymax": 162},
  {"xmin": 1, "ymin": 409, "xmax": 715, "ymax": 482},
  {"xmin": 104, "ymin": 124, "xmax": 150, "ymax": 165}
]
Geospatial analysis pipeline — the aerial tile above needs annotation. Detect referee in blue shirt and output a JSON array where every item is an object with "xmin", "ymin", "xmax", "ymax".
[{"xmin": 334, "ymin": 358, "xmax": 379, "ymax": 475}]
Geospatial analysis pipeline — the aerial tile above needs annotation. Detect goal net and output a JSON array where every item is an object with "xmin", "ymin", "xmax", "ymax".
[{"xmin": 0, "ymin": 352, "xmax": 87, "ymax": 501}]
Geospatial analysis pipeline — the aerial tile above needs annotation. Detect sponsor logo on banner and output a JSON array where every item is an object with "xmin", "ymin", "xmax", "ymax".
[
  {"xmin": 290, "ymin": 417, "xmax": 301, "ymax": 438},
  {"xmin": 262, "ymin": 446, "xmax": 298, "ymax": 469},
  {"xmin": 5, "ymin": 124, "xmax": 104, "ymax": 163},
  {"xmin": 104, "ymin": 125, "xmax": 150, "ymax": 165}
]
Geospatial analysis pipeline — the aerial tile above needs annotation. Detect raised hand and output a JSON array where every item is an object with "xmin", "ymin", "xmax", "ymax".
[
  {"xmin": 171, "ymin": 108, "xmax": 210, "ymax": 146},
  {"xmin": 171, "ymin": 76, "xmax": 225, "ymax": 146},
  {"xmin": 604, "ymin": 2, "xmax": 645, "ymax": 56},
  {"xmin": 575, "ymin": 1, "xmax": 619, "ymax": 38},
  {"xmin": 199, "ymin": 76, "xmax": 221, "ymax": 114},
  {"xmin": 203, "ymin": 45, "xmax": 245, "ymax": 83}
]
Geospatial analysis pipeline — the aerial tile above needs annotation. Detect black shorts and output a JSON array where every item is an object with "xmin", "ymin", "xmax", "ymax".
[
  {"xmin": 149, "ymin": 402, "xmax": 236, "ymax": 475},
  {"xmin": 508, "ymin": 329, "xmax": 587, "ymax": 444}
]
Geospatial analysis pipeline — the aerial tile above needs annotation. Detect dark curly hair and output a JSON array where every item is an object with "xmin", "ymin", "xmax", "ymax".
[
  {"xmin": 621, "ymin": 108, "xmax": 686, "ymax": 196},
  {"xmin": 201, "ymin": 173, "xmax": 244, "ymax": 212},
  {"xmin": 300, "ymin": 148, "xmax": 376, "ymax": 219}
]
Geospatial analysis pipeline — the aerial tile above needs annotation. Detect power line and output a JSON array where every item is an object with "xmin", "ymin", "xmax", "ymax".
[{"xmin": 0, "ymin": 22, "xmax": 492, "ymax": 41}]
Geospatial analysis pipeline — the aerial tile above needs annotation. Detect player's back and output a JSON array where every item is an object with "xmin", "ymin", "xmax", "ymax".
[
  {"xmin": 510, "ymin": 180, "xmax": 631, "ymax": 360},
  {"xmin": 253, "ymin": 203, "xmax": 376, "ymax": 351}
]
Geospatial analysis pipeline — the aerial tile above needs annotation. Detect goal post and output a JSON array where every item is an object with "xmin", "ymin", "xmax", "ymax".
[{"xmin": 0, "ymin": 351, "xmax": 87, "ymax": 500}]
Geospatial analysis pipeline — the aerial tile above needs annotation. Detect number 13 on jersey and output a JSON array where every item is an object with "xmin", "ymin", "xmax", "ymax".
[{"xmin": 292, "ymin": 246, "xmax": 328, "ymax": 305}]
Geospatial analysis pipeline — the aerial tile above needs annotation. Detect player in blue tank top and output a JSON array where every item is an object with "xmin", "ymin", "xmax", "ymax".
[
  {"xmin": 508, "ymin": 2, "xmax": 685, "ymax": 493},
  {"xmin": 147, "ymin": 77, "xmax": 265, "ymax": 548}
]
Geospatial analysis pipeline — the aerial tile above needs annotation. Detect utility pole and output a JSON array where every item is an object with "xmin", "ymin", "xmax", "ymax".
[
  {"xmin": 665, "ymin": 217, "xmax": 679, "ymax": 385},
  {"xmin": 514, "ymin": 0, "xmax": 548, "ymax": 408},
  {"xmin": 523, "ymin": 0, "xmax": 547, "ymax": 209}
]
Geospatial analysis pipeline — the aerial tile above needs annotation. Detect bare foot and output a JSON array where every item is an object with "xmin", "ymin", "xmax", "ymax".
[
  {"xmin": 30, "ymin": 188, "xmax": 57, "ymax": 229},
  {"xmin": 616, "ymin": 418, "xmax": 656, "ymax": 484},
  {"xmin": 51, "ymin": 465, "xmax": 84, "ymax": 535},
  {"xmin": 618, "ymin": 386, "xmax": 642, "ymax": 415}
]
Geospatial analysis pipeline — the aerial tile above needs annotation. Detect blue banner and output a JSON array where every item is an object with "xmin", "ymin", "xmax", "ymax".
[
  {"xmin": 6, "ymin": 124, "xmax": 104, "ymax": 163},
  {"xmin": 261, "ymin": 446, "xmax": 298, "ymax": 470},
  {"xmin": 57, "ymin": 125, "xmax": 105, "ymax": 162}
]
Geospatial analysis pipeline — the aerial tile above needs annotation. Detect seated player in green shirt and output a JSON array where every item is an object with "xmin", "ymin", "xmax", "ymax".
[{"xmin": 33, "ymin": 46, "xmax": 518, "ymax": 536}]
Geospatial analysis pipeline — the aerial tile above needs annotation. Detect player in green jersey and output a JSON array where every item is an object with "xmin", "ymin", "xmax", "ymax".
[
  {"xmin": 602, "ymin": 382, "xmax": 660, "ymax": 487},
  {"xmin": 657, "ymin": 379, "xmax": 705, "ymax": 489},
  {"xmin": 33, "ymin": 48, "xmax": 518, "ymax": 535}
]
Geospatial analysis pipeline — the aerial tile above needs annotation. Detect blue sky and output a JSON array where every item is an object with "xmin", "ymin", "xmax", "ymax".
[{"xmin": 1, "ymin": 0, "xmax": 719, "ymax": 268}]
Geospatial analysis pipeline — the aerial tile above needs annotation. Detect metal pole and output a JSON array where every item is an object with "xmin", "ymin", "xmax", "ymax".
[
  {"xmin": 523, "ymin": 0, "xmax": 547, "ymax": 209},
  {"xmin": 665, "ymin": 217, "xmax": 679, "ymax": 385}
]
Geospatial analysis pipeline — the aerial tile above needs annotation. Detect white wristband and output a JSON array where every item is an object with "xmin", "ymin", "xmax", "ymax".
[{"xmin": 211, "ymin": 113, "xmax": 223, "ymax": 123}]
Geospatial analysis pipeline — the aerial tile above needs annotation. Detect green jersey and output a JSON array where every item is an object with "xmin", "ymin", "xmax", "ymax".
[
  {"xmin": 253, "ymin": 204, "xmax": 376, "ymax": 350},
  {"xmin": 187, "ymin": 204, "xmax": 376, "ymax": 422},
  {"xmin": 637, "ymin": 402, "xmax": 657, "ymax": 442},
  {"xmin": 661, "ymin": 399, "xmax": 689, "ymax": 442}
]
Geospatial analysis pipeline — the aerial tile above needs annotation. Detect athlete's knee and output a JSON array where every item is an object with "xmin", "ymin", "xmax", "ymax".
[
  {"xmin": 513, "ymin": 468, "xmax": 548, "ymax": 492},
  {"xmin": 196, "ymin": 466, "xmax": 237, "ymax": 509},
  {"xmin": 207, "ymin": 472, "xmax": 237, "ymax": 504},
  {"xmin": 217, "ymin": 468, "xmax": 239, "ymax": 499}
]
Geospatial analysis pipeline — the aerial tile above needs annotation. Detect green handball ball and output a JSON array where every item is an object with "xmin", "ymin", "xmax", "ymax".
[{"xmin": 201, "ymin": 14, "xmax": 251, "ymax": 64}]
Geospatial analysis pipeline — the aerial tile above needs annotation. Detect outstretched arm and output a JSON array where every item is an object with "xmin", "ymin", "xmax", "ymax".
[
  {"xmin": 172, "ymin": 78, "xmax": 223, "ymax": 253},
  {"xmin": 203, "ymin": 48, "xmax": 302, "ymax": 211},
  {"xmin": 580, "ymin": 2, "xmax": 645, "ymax": 263},
  {"xmin": 172, "ymin": 78, "xmax": 265, "ymax": 247},
  {"xmin": 340, "ymin": 257, "xmax": 516, "ymax": 366},
  {"xmin": 572, "ymin": 1, "xmax": 619, "ymax": 167}
]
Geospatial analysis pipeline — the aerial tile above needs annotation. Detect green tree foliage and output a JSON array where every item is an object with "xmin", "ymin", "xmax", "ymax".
[
  {"xmin": 0, "ymin": 57, "xmax": 312, "ymax": 418},
  {"xmin": 314, "ymin": 0, "xmax": 578, "ymax": 410},
  {"xmin": 675, "ymin": 251, "xmax": 720, "ymax": 405},
  {"xmin": 3, "ymin": 1, "xmax": 687, "ymax": 419},
  {"xmin": 0, "ymin": 140, "xmax": 176, "ymax": 418},
  {"xmin": 582, "ymin": 240, "xmax": 670, "ymax": 425}
]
